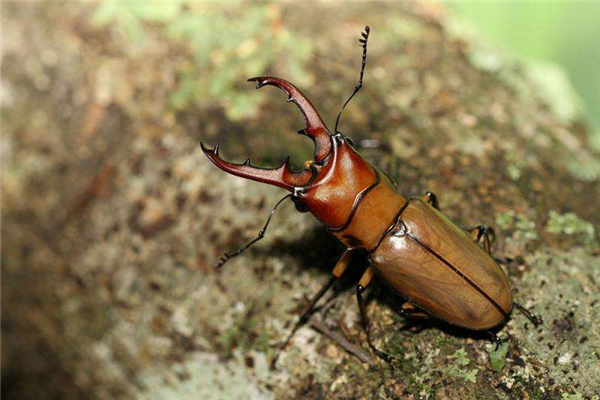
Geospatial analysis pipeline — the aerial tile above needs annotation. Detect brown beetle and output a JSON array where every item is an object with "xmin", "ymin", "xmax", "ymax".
[{"xmin": 201, "ymin": 27, "xmax": 540, "ymax": 365}]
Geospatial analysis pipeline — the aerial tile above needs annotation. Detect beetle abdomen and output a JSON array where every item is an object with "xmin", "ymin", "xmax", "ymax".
[{"xmin": 369, "ymin": 198, "xmax": 512, "ymax": 330}]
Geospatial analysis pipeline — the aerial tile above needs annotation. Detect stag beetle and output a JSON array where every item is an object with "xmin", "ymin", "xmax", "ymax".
[{"xmin": 201, "ymin": 26, "xmax": 541, "ymax": 366}]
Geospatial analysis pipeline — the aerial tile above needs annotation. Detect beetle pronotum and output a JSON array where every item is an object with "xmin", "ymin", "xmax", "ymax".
[{"xmin": 201, "ymin": 26, "xmax": 541, "ymax": 366}]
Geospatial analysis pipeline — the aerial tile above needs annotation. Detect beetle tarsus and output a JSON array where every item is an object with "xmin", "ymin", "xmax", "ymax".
[
  {"xmin": 488, "ymin": 332, "xmax": 506, "ymax": 351},
  {"xmin": 356, "ymin": 283, "xmax": 395, "ymax": 366},
  {"xmin": 399, "ymin": 301, "xmax": 430, "ymax": 320}
]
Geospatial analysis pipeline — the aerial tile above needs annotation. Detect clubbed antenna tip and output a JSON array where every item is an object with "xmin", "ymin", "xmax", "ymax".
[{"xmin": 334, "ymin": 25, "xmax": 372, "ymax": 135}]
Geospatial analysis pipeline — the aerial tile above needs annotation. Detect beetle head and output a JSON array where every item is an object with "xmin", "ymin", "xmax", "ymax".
[{"xmin": 201, "ymin": 76, "xmax": 376, "ymax": 227}]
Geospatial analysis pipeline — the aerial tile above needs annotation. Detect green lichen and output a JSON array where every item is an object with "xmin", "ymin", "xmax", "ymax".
[
  {"xmin": 494, "ymin": 210, "xmax": 539, "ymax": 241},
  {"xmin": 463, "ymin": 368, "xmax": 479, "ymax": 383},
  {"xmin": 140, "ymin": 351, "xmax": 273, "ymax": 400},
  {"xmin": 447, "ymin": 365, "xmax": 479, "ymax": 383},
  {"xmin": 447, "ymin": 348, "xmax": 479, "ymax": 383},
  {"xmin": 507, "ymin": 164, "xmax": 522, "ymax": 181},
  {"xmin": 450, "ymin": 348, "xmax": 470, "ymax": 366},
  {"xmin": 523, "ymin": 61, "xmax": 583, "ymax": 124},
  {"xmin": 489, "ymin": 341, "xmax": 509, "ymax": 373},
  {"xmin": 566, "ymin": 152, "xmax": 600, "ymax": 181},
  {"xmin": 561, "ymin": 393, "xmax": 584, "ymax": 400},
  {"xmin": 495, "ymin": 211, "xmax": 516, "ymax": 230},
  {"xmin": 545, "ymin": 210, "xmax": 596, "ymax": 245},
  {"xmin": 514, "ymin": 215, "xmax": 537, "ymax": 237}
]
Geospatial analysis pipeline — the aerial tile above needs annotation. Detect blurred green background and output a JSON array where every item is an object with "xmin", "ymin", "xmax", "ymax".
[
  {"xmin": 451, "ymin": 1, "xmax": 600, "ymax": 145},
  {"xmin": 90, "ymin": 1, "xmax": 600, "ymax": 147}
]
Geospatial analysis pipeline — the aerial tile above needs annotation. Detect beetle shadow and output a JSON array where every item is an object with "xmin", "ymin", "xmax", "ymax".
[
  {"xmin": 258, "ymin": 226, "xmax": 369, "ymax": 292},
  {"xmin": 375, "ymin": 285, "xmax": 504, "ymax": 342},
  {"xmin": 257, "ymin": 226, "xmax": 502, "ymax": 343}
]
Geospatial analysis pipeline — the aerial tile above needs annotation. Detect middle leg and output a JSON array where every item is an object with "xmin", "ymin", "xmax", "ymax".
[
  {"xmin": 422, "ymin": 191, "xmax": 439, "ymax": 210},
  {"xmin": 466, "ymin": 225, "xmax": 495, "ymax": 254},
  {"xmin": 399, "ymin": 302, "xmax": 430, "ymax": 320},
  {"xmin": 356, "ymin": 267, "xmax": 394, "ymax": 363}
]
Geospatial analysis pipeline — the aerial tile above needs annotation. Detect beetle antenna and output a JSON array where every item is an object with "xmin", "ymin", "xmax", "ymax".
[
  {"xmin": 334, "ymin": 25, "xmax": 370, "ymax": 136},
  {"xmin": 214, "ymin": 194, "xmax": 292, "ymax": 269}
]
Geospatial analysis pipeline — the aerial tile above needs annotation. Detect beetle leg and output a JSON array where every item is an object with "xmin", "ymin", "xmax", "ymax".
[
  {"xmin": 399, "ymin": 302, "xmax": 430, "ymax": 320},
  {"xmin": 466, "ymin": 225, "xmax": 495, "ymax": 254},
  {"xmin": 488, "ymin": 332, "xmax": 506, "ymax": 350},
  {"xmin": 356, "ymin": 267, "xmax": 394, "ymax": 364},
  {"xmin": 270, "ymin": 250, "xmax": 354, "ymax": 368},
  {"xmin": 422, "ymin": 191, "xmax": 440, "ymax": 210},
  {"xmin": 514, "ymin": 302, "xmax": 543, "ymax": 328}
]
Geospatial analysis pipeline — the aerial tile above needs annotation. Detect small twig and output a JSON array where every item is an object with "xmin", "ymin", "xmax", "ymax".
[
  {"xmin": 318, "ymin": 288, "xmax": 342, "ymax": 320},
  {"xmin": 308, "ymin": 315, "xmax": 375, "ymax": 365}
]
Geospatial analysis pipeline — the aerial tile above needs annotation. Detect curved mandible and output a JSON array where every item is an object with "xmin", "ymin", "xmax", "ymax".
[
  {"xmin": 248, "ymin": 76, "xmax": 332, "ymax": 163},
  {"xmin": 200, "ymin": 142, "xmax": 313, "ymax": 191}
]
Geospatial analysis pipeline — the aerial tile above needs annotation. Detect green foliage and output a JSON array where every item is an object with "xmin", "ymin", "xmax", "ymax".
[
  {"xmin": 93, "ymin": 2, "xmax": 313, "ymax": 120},
  {"xmin": 93, "ymin": 2, "xmax": 183, "ymax": 41},
  {"xmin": 462, "ymin": 368, "xmax": 479, "ymax": 383}
]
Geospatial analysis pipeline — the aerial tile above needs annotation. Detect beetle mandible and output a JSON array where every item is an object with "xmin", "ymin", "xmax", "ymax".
[{"xmin": 201, "ymin": 26, "xmax": 541, "ymax": 366}]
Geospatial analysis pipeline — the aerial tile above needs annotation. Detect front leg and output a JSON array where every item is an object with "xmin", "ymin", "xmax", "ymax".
[{"xmin": 271, "ymin": 250, "xmax": 354, "ymax": 368}]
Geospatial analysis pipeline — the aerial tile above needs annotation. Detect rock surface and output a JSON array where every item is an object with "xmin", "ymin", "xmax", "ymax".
[{"xmin": 2, "ymin": 2, "xmax": 599, "ymax": 399}]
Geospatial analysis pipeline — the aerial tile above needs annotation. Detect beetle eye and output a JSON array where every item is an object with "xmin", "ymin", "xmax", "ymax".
[{"xmin": 292, "ymin": 197, "xmax": 309, "ymax": 213}]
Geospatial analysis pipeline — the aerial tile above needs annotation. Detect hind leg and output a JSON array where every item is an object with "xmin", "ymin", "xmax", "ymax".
[
  {"xmin": 514, "ymin": 302, "xmax": 543, "ymax": 327},
  {"xmin": 399, "ymin": 302, "xmax": 430, "ymax": 320},
  {"xmin": 465, "ymin": 228, "xmax": 542, "ymax": 327}
]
